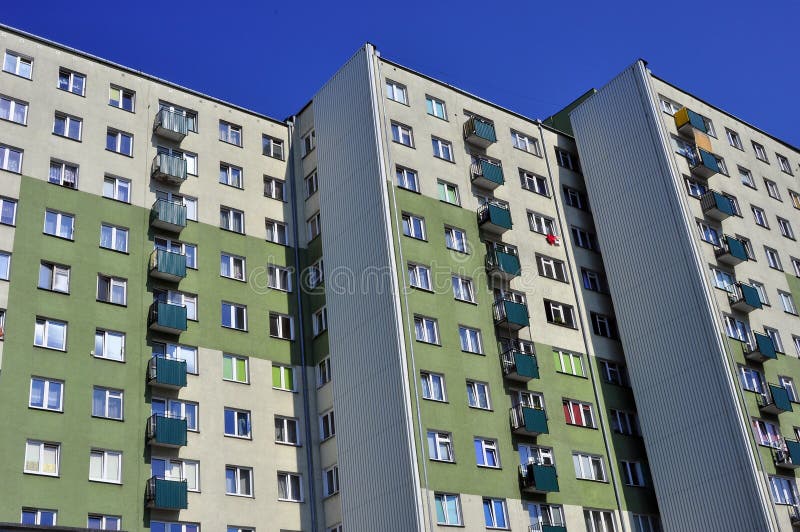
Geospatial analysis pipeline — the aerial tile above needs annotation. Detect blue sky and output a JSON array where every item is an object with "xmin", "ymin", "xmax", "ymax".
[{"xmin": 4, "ymin": 0, "xmax": 798, "ymax": 146}]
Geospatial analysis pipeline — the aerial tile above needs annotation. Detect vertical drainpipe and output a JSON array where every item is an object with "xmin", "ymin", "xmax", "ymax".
[
  {"xmin": 536, "ymin": 120, "xmax": 627, "ymax": 532},
  {"xmin": 286, "ymin": 117, "xmax": 319, "ymax": 531}
]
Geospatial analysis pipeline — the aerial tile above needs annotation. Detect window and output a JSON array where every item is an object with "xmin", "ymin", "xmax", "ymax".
[
  {"xmin": 1, "ymin": 197, "xmax": 16, "ymax": 225},
  {"xmin": 739, "ymin": 366, "xmax": 764, "ymax": 394},
  {"xmin": 302, "ymin": 129, "xmax": 315, "ymax": 156},
  {"xmin": 275, "ymin": 416, "xmax": 300, "ymax": 445},
  {"xmin": 554, "ymin": 350, "xmax": 585, "ymax": 377},
  {"xmin": 780, "ymin": 376, "xmax": 798, "ymax": 402},
  {"xmin": 396, "ymin": 166, "xmax": 419, "ymax": 192},
  {"xmin": 401, "ymin": 213, "xmax": 426, "ymax": 239},
  {"xmin": 537, "ymin": 254, "xmax": 568, "ymax": 282},
  {"xmin": 224, "ymin": 408, "xmax": 251, "ymax": 438},
  {"xmin": 414, "ymin": 315, "xmax": 439, "ymax": 344},
  {"xmin": 765, "ymin": 247, "xmax": 783, "ymax": 270},
  {"xmin": 151, "ymin": 398, "xmax": 198, "ymax": 431},
  {"xmin": 220, "ymin": 253, "xmax": 246, "ymax": 281},
  {"xmin": 102, "ymin": 176, "xmax": 130, "ymax": 203},
  {"xmin": 585, "ymin": 510, "xmax": 617, "ymax": 532},
  {"xmin": 53, "ymin": 112, "xmax": 82, "ymax": 141},
  {"xmin": 99, "ymin": 224, "xmax": 128, "ymax": 253},
  {"xmin": 1, "ymin": 309, "xmax": 6, "ymax": 339},
  {"xmin": 57, "ymin": 68, "xmax": 85, "ymax": 95},
  {"xmin": 739, "ymin": 166, "xmax": 756, "ymax": 188},
  {"xmin": 437, "ymin": 180, "xmax": 460, "ymax": 205},
  {"xmin": 225, "ymin": 466, "xmax": 253, "ymax": 496},
  {"xmin": 452, "ymin": 275, "xmax": 474, "ymax": 302},
  {"xmin": 573, "ymin": 452, "xmax": 606, "ymax": 481},
  {"xmin": 474, "ymin": 438, "xmax": 499, "ymax": 468},
  {"xmin": 753, "ymin": 141, "xmax": 769, "ymax": 162},
  {"xmin": 780, "ymin": 291, "xmax": 798, "ymax": 314},
  {"xmin": 0, "ymin": 94, "xmax": 28, "ymax": 124},
  {"xmin": 307, "ymin": 212, "xmax": 321, "ymax": 240},
  {"xmin": 511, "ymin": 130, "xmax": 541, "ymax": 155},
  {"xmin": 684, "ymin": 176, "xmax": 708, "ymax": 198},
  {"xmin": 778, "ymin": 217, "xmax": 795, "ymax": 239},
  {"xmin": 432, "ymin": 137, "xmax": 453, "ymax": 161},
  {"xmin": 544, "ymin": 300, "xmax": 577, "ymax": 328},
  {"xmin": 564, "ymin": 399, "xmax": 595, "ymax": 427},
  {"xmin": 659, "ymin": 96, "xmax": 681, "ymax": 114},
  {"xmin": 219, "ymin": 121, "xmax": 242, "ymax": 146},
  {"xmin": 21, "ymin": 509, "xmax": 56, "ymax": 526},
  {"xmin": 150, "ymin": 523, "xmax": 198, "ymax": 532},
  {"xmin": 751, "ymin": 206, "xmax": 768, "ymax": 228},
  {"xmin": 434, "ymin": 493, "xmax": 462, "ymax": 525},
  {"xmin": 777, "ymin": 153, "xmax": 793, "ymax": 175},
  {"xmin": 0, "ymin": 144, "xmax": 22, "ymax": 173},
  {"xmin": 582, "ymin": 268, "xmax": 606, "ymax": 292},
  {"xmin": 554, "ymin": 147, "xmax": 579, "ymax": 171},
  {"xmin": 320, "ymin": 410, "xmax": 336, "ymax": 440},
  {"xmin": 106, "ymin": 129, "xmax": 132, "ymax": 156},
  {"xmin": 305, "ymin": 171, "xmax": 319, "ymax": 197},
  {"xmin": 312, "ymin": 307, "xmax": 327, "ymax": 336},
  {"xmin": 467, "ymin": 380, "xmax": 491, "ymax": 410},
  {"xmin": 219, "ymin": 163, "xmax": 243, "ymax": 188},
  {"xmin": 794, "ymin": 258, "xmax": 800, "ymax": 277},
  {"xmin": 421, "ymin": 371, "xmax": 446, "ymax": 402},
  {"xmin": 483, "ymin": 498, "xmax": 508, "ymax": 529},
  {"xmin": 38, "ymin": 262, "xmax": 69, "ymax": 293},
  {"xmin": 158, "ymin": 102, "xmax": 197, "ymax": 132},
  {"xmin": 697, "ymin": 220, "xmax": 720, "ymax": 246},
  {"xmin": 592, "ymin": 313, "xmax": 617, "ymax": 338},
  {"xmin": 422, "ymin": 94, "xmax": 446, "ymax": 118},
  {"xmin": 88, "ymin": 515, "xmax": 121, "ymax": 530},
  {"xmin": 97, "ymin": 275, "xmax": 126, "ymax": 305},
  {"xmin": 765, "ymin": 179, "xmax": 782, "ymax": 200},
  {"xmin": 321, "ymin": 465, "xmax": 340, "ymax": 498},
  {"xmin": 711, "ymin": 268, "xmax": 735, "ymax": 293},
  {"xmin": 610, "ymin": 410, "xmax": 640, "ymax": 436},
  {"xmin": 24, "ymin": 440, "xmax": 59, "ymax": 475},
  {"xmin": 265, "ymin": 219, "xmax": 288, "ymax": 244},
  {"xmin": 3, "ymin": 51, "xmax": 32, "ymax": 78},
  {"xmin": 151, "ymin": 458, "xmax": 199, "ymax": 492},
  {"xmin": 223, "ymin": 354, "xmax": 249, "ymax": 383},
  {"xmin": 220, "ymin": 207, "xmax": 244, "ymax": 234},
  {"xmin": 308, "ymin": 259, "xmax": 324, "ymax": 288},
  {"xmin": 528, "ymin": 211, "xmax": 557, "ymax": 235},
  {"xmin": 29, "ymin": 377, "xmax": 63, "ymax": 412},
  {"xmin": 621, "ymin": 460, "xmax": 645, "ymax": 486},
  {"xmin": 221, "ymin": 302, "xmax": 247, "ymax": 331},
  {"xmin": 766, "ymin": 327, "xmax": 785, "ymax": 353},
  {"xmin": 520, "ymin": 170, "xmax": 549, "ymax": 196},
  {"xmin": 269, "ymin": 312, "xmax": 294, "ymax": 340},
  {"xmin": 792, "ymin": 191, "xmax": 800, "ymax": 211},
  {"xmin": 769, "ymin": 476, "xmax": 798, "ymax": 505},
  {"xmin": 385, "ymin": 80, "xmax": 408, "ymax": 104},
  {"xmin": 152, "ymin": 342, "xmax": 198, "ymax": 374},
  {"xmin": 564, "ymin": 185, "xmax": 588, "ymax": 209},
  {"xmin": 272, "ymin": 364, "xmax": 295, "ymax": 391},
  {"xmin": 726, "ymin": 128, "xmax": 743, "ymax": 149},
  {"xmin": 599, "ymin": 360, "xmax": 628, "ymax": 386},
  {"xmin": 408, "ymin": 263, "xmax": 432, "ymax": 291},
  {"xmin": 34, "ymin": 318, "xmax": 67, "ymax": 350},
  {"xmin": 109, "ymin": 85, "xmax": 134, "ymax": 111},
  {"xmin": 572, "ymin": 226, "xmax": 598, "ymax": 250},
  {"xmin": 739, "ymin": 236, "xmax": 756, "ymax": 260},
  {"xmin": 92, "ymin": 387, "xmax": 123, "ymax": 420},
  {"xmin": 318, "ymin": 358, "xmax": 332, "ymax": 387},
  {"xmin": 262, "ymin": 135, "xmax": 284, "ymax": 159},
  {"xmin": 444, "ymin": 226, "xmax": 467, "ymax": 252},
  {"xmin": 459, "ymin": 326, "xmax": 482, "ymax": 354},
  {"xmin": 752, "ymin": 418, "xmax": 781, "ymax": 447},
  {"xmin": 258, "ymin": 177, "xmax": 286, "ymax": 203},
  {"xmin": 89, "ymin": 450, "xmax": 121, "ymax": 483},
  {"xmin": 427, "ymin": 431, "xmax": 453, "ymax": 462},
  {"xmin": 391, "ymin": 122, "xmax": 413, "ymax": 146},
  {"xmin": 277, "ymin": 472, "xmax": 303, "ymax": 502},
  {"xmin": 268, "ymin": 265, "xmax": 292, "ymax": 291}
]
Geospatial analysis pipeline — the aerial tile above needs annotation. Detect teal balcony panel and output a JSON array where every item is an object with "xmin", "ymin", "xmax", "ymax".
[
  {"xmin": 745, "ymin": 332, "xmax": 777, "ymax": 363},
  {"xmin": 150, "ymin": 199, "xmax": 187, "ymax": 233},
  {"xmin": 148, "ymin": 302, "xmax": 187, "ymax": 334},
  {"xmin": 690, "ymin": 148, "xmax": 720, "ymax": 178},
  {"xmin": 478, "ymin": 203, "xmax": 512, "ymax": 234},
  {"xmin": 776, "ymin": 440, "xmax": 800, "ymax": 470},
  {"xmin": 471, "ymin": 159, "xmax": 504, "ymax": 189},
  {"xmin": 151, "ymin": 153, "xmax": 188, "ymax": 185},
  {"xmin": 154, "ymin": 109, "xmax": 189, "ymax": 141},
  {"xmin": 519, "ymin": 463, "xmax": 559, "ymax": 493},
  {"xmin": 146, "ymin": 477, "xmax": 188, "ymax": 510},
  {"xmin": 510, "ymin": 405, "xmax": 548, "ymax": 436},
  {"xmin": 494, "ymin": 299, "xmax": 529, "ymax": 331},
  {"xmin": 149, "ymin": 249, "xmax": 187, "ymax": 282},
  {"xmin": 486, "ymin": 248, "xmax": 521, "ymax": 280},
  {"xmin": 147, "ymin": 414, "xmax": 188, "ymax": 447},
  {"xmin": 760, "ymin": 384, "xmax": 793, "ymax": 415},
  {"xmin": 715, "ymin": 235, "xmax": 748, "ymax": 266},
  {"xmin": 463, "ymin": 117, "xmax": 497, "ymax": 148},
  {"xmin": 729, "ymin": 283, "xmax": 762, "ymax": 313},
  {"xmin": 501, "ymin": 351, "xmax": 539, "ymax": 382},
  {"xmin": 147, "ymin": 357, "xmax": 187, "ymax": 389},
  {"xmin": 701, "ymin": 190, "xmax": 735, "ymax": 220}
]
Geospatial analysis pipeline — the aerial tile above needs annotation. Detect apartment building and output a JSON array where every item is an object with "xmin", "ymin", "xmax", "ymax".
[{"xmin": 570, "ymin": 60, "xmax": 800, "ymax": 531}]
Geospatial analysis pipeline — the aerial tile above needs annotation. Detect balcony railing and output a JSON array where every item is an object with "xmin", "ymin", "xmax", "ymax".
[
  {"xmin": 150, "ymin": 199, "xmax": 187, "ymax": 233},
  {"xmin": 147, "ymin": 356, "xmax": 187, "ymax": 389},
  {"xmin": 149, "ymin": 249, "xmax": 187, "ymax": 282},
  {"xmin": 501, "ymin": 350, "xmax": 539, "ymax": 381},
  {"xmin": 529, "ymin": 524, "xmax": 568, "ymax": 532},
  {"xmin": 775, "ymin": 440, "xmax": 800, "ymax": 470},
  {"xmin": 147, "ymin": 414, "xmax": 188, "ymax": 448},
  {"xmin": 759, "ymin": 384, "xmax": 793, "ymax": 415},
  {"xmin": 510, "ymin": 404, "xmax": 548, "ymax": 436},
  {"xmin": 728, "ymin": 283, "xmax": 762, "ymax": 313},
  {"xmin": 688, "ymin": 148, "xmax": 720, "ymax": 178},
  {"xmin": 148, "ymin": 302, "xmax": 187, "ymax": 334},
  {"xmin": 486, "ymin": 247, "xmax": 521, "ymax": 280},
  {"xmin": 494, "ymin": 299, "xmax": 529, "ymax": 331},
  {"xmin": 789, "ymin": 504, "xmax": 800, "ymax": 526},
  {"xmin": 146, "ymin": 476, "xmax": 188, "ymax": 510},
  {"xmin": 152, "ymin": 153, "xmax": 188, "ymax": 185},
  {"xmin": 470, "ymin": 159, "xmax": 504, "ymax": 189},
  {"xmin": 700, "ymin": 190, "xmax": 735, "ymax": 220},
  {"xmin": 744, "ymin": 332, "xmax": 777, "ymax": 363},
  {"xmin": 519, "ymin": 463, "xmax": 559, "ymax": 494},
  {"xmin": 714, "ymin": 235, "xmax": 748, "ymax": 265},
  {"xmin": 478, "ymin": 203, "xmax": 512, "ymax": 234},
  {"xmin": 674, "ymin": 107, "xmax": 708, "ymax": 135},
  {"xmin": 463, "ymin": 117, "xmax": 496, "ymax": 148},
  {"xmin": 154, "ymin": 109, "xmax": 189, "ymax": 141}
]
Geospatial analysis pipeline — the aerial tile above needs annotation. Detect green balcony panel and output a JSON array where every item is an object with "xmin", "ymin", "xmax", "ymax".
[
  {"xmin": 478, "ymin": 203, "xmax": 512, "ymax": 234},
  {"xmin": 148, "ymin": 414, "xmax": 188, "ymax": 447},
  {"xmin": 148, "ymin": 302, "xmax": 187, "ymax": 334},
  {"xmin": 471, "ymin": 159, "xmax": 504, "ymax": 189},
  {"xmin": 152, "ymin": 153, "xmax": 188, "ymax": 185},
  {"xmin": 494, "ymin": 299, "xmax": 529, "ymax": 330},
  {"xmin": 464, "ymin": 117, "xmax": 497, "ymax": 148},
  {"xmin": 532, "ymin": 464, "xmax": 559, "ymax": 492},
  {"xmin": 770, "ymin": 384, "xmax": 793, "ymax": 413},
  {"xmin": 511, "ymin": 405, "xmax": 548, "ymax": 436},
  {"xmin": 151, "ymin": 199, "xmax": 187, "ymax": 233},
  {"xmin": 154, "ymin": 109, "xmax": 189, "ymax": 141},
  {"xmin": 786, "ymin": 440, "xmax": 800, "ymax": 466},
  {"xmin": 701, "ymin": 190, "xmax": 735, "ymax": 220},
  {"xmin": 486, "ymin": 249, "xmax": 521, "ymax": 279},
  {"xmin": 150, "ymin": 249, "xmax": 187, "ymax": 282},
  {"xmin": 146, "ymin": 477, "xmax": 188, "ymax": 510},
  {"xmin": 777, "ymin": 440, "xmax": 800, "ymax": 470},
  {"xmin": 541, "ymin": 526, "xmax": 568, "ymax": 532},
  {"xmin": 730, "ymin": 283, "xmax": 762, "ymax": 313},
  {"xmin": 690, "ymin": 148, "xmax": 720, "ymax": 178},
  {"xmin": 746, "ymin": 332, "xmax": 777, "ymax": 363},
  {"xmin": 715, "ymin": 235, "xmax": 748, "ymax": 265},
  {"xmin": 148, "ymin": 357, "xmax": 187, "ymax": 388},
  {"xmin": 501, "ymin": 351, "xmax": 539, "ymax": 381}
]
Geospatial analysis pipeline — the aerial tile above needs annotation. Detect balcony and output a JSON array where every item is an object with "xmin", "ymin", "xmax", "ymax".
[
  {"xmin": 744, "ymin": 332, "xmax": 777, "ymax": 363},
  {"xmin": 152, "ymin": 153, "xmax": 188, "ymax": 185},
  {"xmin": 150, "ymin": 199, "xmax": 187, "ymax": 233},
  {"xmin": 510, "ymin": 404, "xmax": 548, "ymax": 436},
  {"xmin": 154, "ymin": 109, "xmax": 189, "ymax": 141},
  {"xmin": 478, "ymin": 203, "xmax": 512, "ymax": 234},
  {"xmin": 147, "ymin": 357, "xmax": 187, "ymax": 389},
  {"xmin": 148, "ymin": 302, "xmax": 187, "ymax": 334},
  {"xmin": 759, "ymin": 384, "xmax": 793, "ymax": 415},
  {"xmin": 146, "ymin": 477, "xmax": 188, "ymax": 510},
  {"xmin": 463, "ymin": 116, "xmax": 496, "ymax": 148},
  {"xmin": 519, "ymin": 463, "xmax": 559, "ymax": 494},
  {"xmin": 530, "ymin": 524, "xmax": 567, "ymax": 532},
  {"xmin": 501, "ymin": 350, "xmax": 539, "ymax": 382},
  {"xmin": 149, "ymin": 249, "xmax": 187, "ymax": 282},
  {"xmin": 689, "ymin": 148, "xmax": 720, "ymax": 179},
  {"xmin": 486, "ymin": 247, "xmax": 521, "ymax": 280},
  {"xmin": 147, "ymin": 414, "xmax": 188, "ymax": 448},
  {"xmin": 700, "ymin": 190, "xmax": 735, "ymax": 221},
  {"xmin": 470, "ymin": 159, "xmax": 504, "ymax": 189},
  {"xmin": 790, "ymin": 505, "xmax": 800, "ymax": 528},
  {"xmin": 494, "ymin": 299, "xmax": 529, "ymax": 331},
  {"xmin": 728, "ymin": 283, "xmax": 762, "ymax": 313},
  {"xmin": 775, "ymin": 440, "xmax": 800, "ymax": 470},
  {"xmin": 674, "ymin": 107, "xmax": 707, "ymax": 136},
  {"xmin": 715, "ymin": 235, "xmax": 748, "ymax": 265}
]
